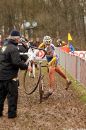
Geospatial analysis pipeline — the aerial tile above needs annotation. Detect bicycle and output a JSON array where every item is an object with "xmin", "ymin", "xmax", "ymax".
[{"xmin": 20, "ymin": 45, "xmax": 48, "ymax": 103}]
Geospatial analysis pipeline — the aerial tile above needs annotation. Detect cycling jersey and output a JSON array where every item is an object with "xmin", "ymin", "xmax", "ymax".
[{"xmin": 38, "ymin": 43, "xmax": 59, "ymax": 66}]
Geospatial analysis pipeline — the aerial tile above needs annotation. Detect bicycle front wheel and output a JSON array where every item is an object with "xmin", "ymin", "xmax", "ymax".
[{"xmin": 23, "ymin": 66, "xmax": 40, "ymax": 95}]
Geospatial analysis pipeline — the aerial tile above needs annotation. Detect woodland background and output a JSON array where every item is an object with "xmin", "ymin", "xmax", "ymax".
[{"xmin": 0, "ymin": 0, "xmax": 86, "ymax": 49}]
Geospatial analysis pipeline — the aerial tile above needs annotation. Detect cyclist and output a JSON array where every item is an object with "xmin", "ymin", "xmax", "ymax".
[{"xmin": 38, "ymin": 35, "xmax": 71, "ymax": 99}]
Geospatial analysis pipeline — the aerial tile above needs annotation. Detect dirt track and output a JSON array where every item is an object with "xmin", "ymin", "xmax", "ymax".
[{"xmin": 0, "ymin": 71, "xmax": 86, "ymax": 130}]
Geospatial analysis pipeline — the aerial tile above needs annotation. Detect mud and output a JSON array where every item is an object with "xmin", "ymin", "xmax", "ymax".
[{"xmin": 0, "ymin": 71, "xmax": 86, "ymax": 130}]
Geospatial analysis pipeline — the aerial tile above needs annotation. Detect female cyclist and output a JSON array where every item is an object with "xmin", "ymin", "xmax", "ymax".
[{"xmin": 39, "ymin": 36, "xmax": 71, "ymax": 99}]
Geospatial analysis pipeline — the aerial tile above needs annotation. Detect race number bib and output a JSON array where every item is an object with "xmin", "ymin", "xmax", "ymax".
[{"xmin": 37, "ymin": 50, "xmax": 45, "ymax": 58}]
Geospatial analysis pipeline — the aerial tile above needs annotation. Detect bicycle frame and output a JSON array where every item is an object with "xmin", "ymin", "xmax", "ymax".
[
  {"xmin": 20, "ymin": 45, "xmax": 49, "ymax": 103},
  {"xmin": 20, "ymin": 46, "xmax": 46, "ymax": 78}
]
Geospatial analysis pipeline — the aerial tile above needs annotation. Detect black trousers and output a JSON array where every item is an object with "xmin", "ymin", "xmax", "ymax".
[{"xmin": 0, "ymin": 79, "xmax": 19, "ymax": 117}]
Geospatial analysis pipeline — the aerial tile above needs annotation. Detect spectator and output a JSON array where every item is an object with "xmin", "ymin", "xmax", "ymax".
[
  {"xmin": 0, "ymin": 29, "xmax": 30, "ymax": 118},
  {"xmin": 61, "ymin": 44, "xmax": 70, "ymax": 53},
  {"xmin": 29, "ymin": 37, "xmax": 34, "ymax": 46},
  {"xmin": 34, "ymin": 37, "xmax": 41, "ymax": 47},
  {"xmin": 69, "ymin": 43, "xmax": 75, "ymax": 53},
  {"xmin": 56, "ymin": 39, "xmax": 62, "ymax": 47}
]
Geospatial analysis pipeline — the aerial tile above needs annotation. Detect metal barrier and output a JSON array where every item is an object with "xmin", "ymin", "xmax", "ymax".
[{"xmin": 55, "ymin": 47, "xmax": 86, "ymax": 86}]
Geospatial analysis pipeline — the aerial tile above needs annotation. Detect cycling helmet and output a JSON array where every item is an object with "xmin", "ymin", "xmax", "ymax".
[{"xmin": 43, "ymin": 35, "xmax": 52, "ymax": 44}]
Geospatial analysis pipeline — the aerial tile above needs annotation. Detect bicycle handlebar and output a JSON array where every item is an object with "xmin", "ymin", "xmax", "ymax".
[
  {"xmin": 20, "ymin": 44, "xmax": 46, "ymax": 64},
  {"xmin": 28, "ymin": 45, "xmax": 47, "ymax": 53}
]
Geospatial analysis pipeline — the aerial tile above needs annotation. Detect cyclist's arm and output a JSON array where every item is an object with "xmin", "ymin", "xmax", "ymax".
[{"xmin": 38, "ymin": 43, "xmax": 45, "ymax": 49}]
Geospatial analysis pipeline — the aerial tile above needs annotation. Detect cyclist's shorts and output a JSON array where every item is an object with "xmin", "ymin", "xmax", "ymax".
[
  {"xmin": 46, "ymin": 56, "xmax": 53, "ymax": 62},
  {"xmin": 46, "ymin": 55, "xmax": 59, "ymax": 66}
]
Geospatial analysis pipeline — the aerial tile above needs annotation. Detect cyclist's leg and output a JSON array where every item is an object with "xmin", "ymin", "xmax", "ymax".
[
  {"xmin": 55, "ymin": 65, "xmax": 66, "ymax": 79},
  {"xmin": 55, "ymin": 65, "xmax": 71, "ymax": 89},
  {"xmin": 43, "ymin": 66, "xmax": 56, "ymax": 99},
  {"xmin": 48, "ymin": 66, "xmax": 56, "ymax": 93}
]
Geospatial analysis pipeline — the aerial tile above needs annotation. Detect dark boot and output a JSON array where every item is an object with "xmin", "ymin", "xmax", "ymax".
[
  {"xmin": 8, "ymin": 109, "xmax": 17, "ymax": 118},
  {"xmin": 43, "ymin": 91, "xmax": 52, "ymax": 100},
  {"xmin": 8, "ymin": 113, "xmax": 17, "ymax": 119},
  {"xmin": 0, "ymin": 113, "xmax": 3, "ymax": 117},
  {"xmin": 65, "ymin": 80, "xmax": 72, "ymax": 90}
]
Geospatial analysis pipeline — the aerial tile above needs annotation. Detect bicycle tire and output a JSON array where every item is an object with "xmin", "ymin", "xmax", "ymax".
[{"xmin": 23, "ymin": 67, "xmax": 41, "ymax": 95}]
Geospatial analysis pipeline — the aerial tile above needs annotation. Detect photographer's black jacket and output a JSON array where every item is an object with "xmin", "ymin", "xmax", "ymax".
[
  {"xmin": 0, "ymin": 39, "xmax": 28, "ymax": 80},
  {"xmin": 17, "ymin": 42, "xmax": 28, "ymax": 62}
]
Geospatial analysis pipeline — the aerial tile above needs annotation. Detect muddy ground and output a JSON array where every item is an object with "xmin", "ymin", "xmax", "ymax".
[{"xmin": 0, "ymin": 70, "xmax": 86, "ymax": 130}]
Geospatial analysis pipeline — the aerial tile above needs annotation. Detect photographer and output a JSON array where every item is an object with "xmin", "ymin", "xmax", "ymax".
[{"xmin": 0, "ymin": 30, "xmax": 30, "ymax": 118}]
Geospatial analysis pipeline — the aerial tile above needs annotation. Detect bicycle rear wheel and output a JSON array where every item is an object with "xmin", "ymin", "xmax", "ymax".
[{"xmin": 23, "ymin": 65, "xmax": 40, "ymax": 95}]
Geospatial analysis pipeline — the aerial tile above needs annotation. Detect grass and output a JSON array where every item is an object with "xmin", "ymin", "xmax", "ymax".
[
  {"xmin": 61, "ymin": 66, "xmax": 86, "ymax": 103},
  {"xmin": 68, "ymin": 74, "xmax": 86, "ymax": 103}
]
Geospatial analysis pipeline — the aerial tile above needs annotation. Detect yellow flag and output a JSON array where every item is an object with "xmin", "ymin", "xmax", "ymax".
[{"xmin": 68, "ymin": 33, "xmax": 72, "ymax": 41}]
